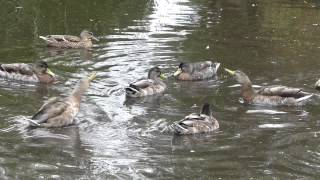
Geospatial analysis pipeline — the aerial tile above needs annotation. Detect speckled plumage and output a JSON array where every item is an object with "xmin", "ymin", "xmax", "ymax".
[
  {"xmin": 174, "ymin": 61, "xmax": 220, "ymax": 81},
  {"xmin": 39, "ymin": 30, "xmax": 99, "ymax": 49},
  {"xmin": 0, "ymin": 61, "xmax": 56, "ymax": 83},
  {"xmin": 29, "ymin": 73, "xmax": 96, "ymax": 128},
  {"xmin": 125, "ymin": 67, "xmax": 166, "ymax": 97},
  {"xmin": 163, "ymin": 103, "xmax": 219, "ymax": 135}
]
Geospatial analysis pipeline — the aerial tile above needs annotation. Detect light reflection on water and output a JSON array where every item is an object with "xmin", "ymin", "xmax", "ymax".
[{"xmin": 0, "ymin": 0, "xmax": 320, "ymax": 179}]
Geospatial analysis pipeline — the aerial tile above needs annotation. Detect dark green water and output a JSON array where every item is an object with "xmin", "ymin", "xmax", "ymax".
[{"xmin": 1, "ymin": 0, "xmax": 320, "ymax": 179}]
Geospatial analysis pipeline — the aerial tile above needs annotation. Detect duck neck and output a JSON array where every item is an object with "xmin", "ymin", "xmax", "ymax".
[
  {"xmin": 71, "ymin": 80, "xmax": 89, "ymax": 101},
  {"xmin": 240, "ymin": 81, "xmax": 255, "ymax": 102},
  {"xmin": 153, "ymin": 77, "xmax": 164, "ymax": 85}
]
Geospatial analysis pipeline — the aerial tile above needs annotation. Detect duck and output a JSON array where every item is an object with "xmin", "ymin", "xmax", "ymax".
[
  {"xmin": 28, "ymin": 72, "xmax": 96, "ymax": 128},
  {"xmin": 39, "ymin": 30, "xmax": 99, "ymax": 49},
  {"xmin": 0, "ymin": 61, "xmax": 56, "ymax": 83},
  {"xmin": 225, "ymin": 68, "xmax": 313, "ymax": 106},
  {"xmin": 173, "ymin": 61, "xmax": 220, "ymax": 81},
  {"xmin": 125, "ymin": 67, "xmax": 166, "ymax": 97},
  {"xmin": 162, "ymin": 103, "xmax": 219, "ymax": 135},
  {"xmin": 315, "ymin": 79, "xmax": 320, "ymax": 90}
]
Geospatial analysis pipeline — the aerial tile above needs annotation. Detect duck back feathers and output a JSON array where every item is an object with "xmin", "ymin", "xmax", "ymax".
[
  {"xmin": 126, "ymin": 67, "xmax": 166, "ymax": 97},
  {"xmin": 163, "ymin": 103, "xmax": 219, "ymax": 135},
  {"xmin": 175, "ymin": 61, "xmax": 220, "ymax": 81}
]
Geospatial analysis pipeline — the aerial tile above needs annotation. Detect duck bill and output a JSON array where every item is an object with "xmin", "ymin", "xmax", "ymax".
[
  {"xmin": 91, "ymin": 36, "xmax": 99, "ymax": 41},
  {"xmin": 224, "ymin": 68, "xmax": 236, "ymax": 75},
  {"xmin": 46, "ymin": 68, "xmax": 56, "ymax": 77},
  {"xmin": 88, "ymin": 72, "xmax": 97, "ymax": 81},
  {"xmin": 160, "ymin": 73, "xmax": 166, "ymax": 80},
  {"xmin": 173, "ymin": 68, "xmax": 182, "ymax": 76}
]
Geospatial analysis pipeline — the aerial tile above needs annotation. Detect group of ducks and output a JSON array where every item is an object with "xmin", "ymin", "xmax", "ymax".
[{"xmin": 1, "ymin": 30, "xmax": 319, "ymax": 135}]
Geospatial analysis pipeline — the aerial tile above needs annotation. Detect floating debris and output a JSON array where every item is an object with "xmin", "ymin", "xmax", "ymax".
[
  {"xmin": 258, "ymin": 123, "xmax": 295, "ymax": 128},
  {"xmin": 246, "ymin": 109, "xmax": 287, "ymax": 114},
  {"xmin": 228, "ymin": 84, "xmax": 262, "ymax": 88}
]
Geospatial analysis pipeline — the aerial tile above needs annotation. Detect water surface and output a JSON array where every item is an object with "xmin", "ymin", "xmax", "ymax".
[{"xmin": 1, "ymin": 0, "xmax": 320, "ymax": 179}]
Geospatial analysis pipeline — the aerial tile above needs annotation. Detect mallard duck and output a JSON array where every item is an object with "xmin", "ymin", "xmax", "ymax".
[
  {"xmin": 163, "ymin": 103, "xmax": 219, "ymax": 135},
  {"xmin": 173, "ymin": 61, "xmax": 220, "ymax": 81},
  {"xmin": 28, "ymin": 73, "xmax": 96, "ymax": 128},
  {"xmin": 39, "ymin": 30, "xmax": 99, "ymax": 49},
  {"xmin": 315, "ymin": 79, "xmax": 320, "ymax": 90},
  {"xmin": 125, "ymin": 67, "xmax": 166, "ymax": 97},
  {"xmin": 0, "ymin": 61, "xmax": 56, "ymax": 83},
  {"xmin": 225, "ymin": 68, "xmax": 313, "ymax": 106}
]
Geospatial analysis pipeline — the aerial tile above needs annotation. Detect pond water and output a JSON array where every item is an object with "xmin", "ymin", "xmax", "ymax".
[{"xmin": 1, "ymin": 0, "xmax": 320, "ymax": 179}]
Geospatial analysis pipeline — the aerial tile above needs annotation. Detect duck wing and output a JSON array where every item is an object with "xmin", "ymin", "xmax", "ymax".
[
  {"xmin": 31, "ymin": 97, "xmax": 68, "ymax": 124},
  {"xmin": 129, "ymin": 79, "xmax": 154, "ymax": 90},
  {"xmin": 257, "ymin": 85, "xmax": 309, "ymax": 98},
  {"xmin": 191, "ymin": 61, "xmax": 213, "ymax": 71},
  {"xmin": 0, "ymin": 63, "xmax": 33, "ymax": 75},
  {"xmin": 168, "ymin": 114, "xmax": 214, "ymax": 134},
  {"xmin": 40, "ymin": 35, "xmax": 81, "ymax": 42},
  {"xmin": 175, "ymin": 113, "xmax": 206, "ymax": 128}
]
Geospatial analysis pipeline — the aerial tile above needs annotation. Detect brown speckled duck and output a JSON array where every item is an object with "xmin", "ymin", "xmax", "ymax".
[
  {"xmin": 0, "ymin": 61, "xmax": 56, "ymax": 83},
  {"xmin": 225, "ymin": 68, "xmax": 313, "ymax": 106},
  {"xmin": 28, "ymin": 73, "xmax": 96, "ymax": 128},
  {"xmin": 39, "ymin": 30, "xmax": 99, "ymax": 49},
  {"xmin": 125, "ymin": 67, "xmax": 166, "ymax": 97},
  {"xmin": 173, "ymin": 61, "xmax": 220, "ymax": 81},
  {"xmin": 163, "ymin": 103, "xmax": 219, "ymax": 135}
]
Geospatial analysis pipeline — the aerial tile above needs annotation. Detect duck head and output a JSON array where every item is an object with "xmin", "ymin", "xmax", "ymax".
[
  {"xmin": 80, "ymin": 72, "xmax": 97, "ymax": 91},
  {"xmin": 200, "ymin": 103, "xmax": 212, "ymax": 116},
  {"xmin": 72, "ymin": 72, "xmax": 97, "ymax": 97},
  {"xmin": 80, "ymin": 30, "xmax": 99, "ymax": 42},
  {"xmin": 148, "ymin": 67, "xmax": 165, "ymax": 80},
  {"xmin": 32, "ymin": 61, "xmax": 55, "ymax": 77},
  {"xmin": 224, "ymin": 68, "xmax": 251, "ymax": 85},
  {"xmin": 173, "ymin": 63, "xmax": 192, "ymax": 76}
]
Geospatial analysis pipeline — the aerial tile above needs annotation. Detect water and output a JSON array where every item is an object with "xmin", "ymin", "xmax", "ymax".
[{"xmin": 1, "ymin": 0, "xmax": 320, "ymax": 179}]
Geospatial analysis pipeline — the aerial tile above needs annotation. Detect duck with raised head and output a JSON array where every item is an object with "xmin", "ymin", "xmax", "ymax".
[
  {"xmin": 39, "ymin": 30, "xmax": 99, "ymax": 49},
  {"xmin": 163, "ymin": 103, "xmax": 219, "ymax": 135},
  {"xmin": 28, "ymin": 73, "xmax": 96, "ymax": 128},
  {"xmin": 173, "ymin": 61, "xmax": 220, "ymax": 81},
  {"xmin": 125, "ymin": 67, "xmax": 166, "ymax": 97},
  {"xmin": 0, "ymin": 61, "xmax": 56, "ymax": 83},
  {"xmin": 225, "ymin": 68, "xmax": 313, "ymax": 106}
]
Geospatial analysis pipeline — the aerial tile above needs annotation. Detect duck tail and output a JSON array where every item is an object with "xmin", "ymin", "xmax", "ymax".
[
  {"xmin": 125, "ymin": 86, "xmax": 139, "ymax": 97},
  {"xmin": 162, "ymin": 123, "xmax": 187, "ymax": 135},
  {"xmin": 213, "ymin": 62, "xmax": 220, "ymax": 73},
  {"xmin": 39, "ymin": 36, "xmax": 48, "ymax": 41},
  {"xmin": 27, "ymin": 119, "xmax": 41, "ymax": 127},
  {"xmin": 200, "ymin": 103, "xmax": 212, "ymax": 115}
]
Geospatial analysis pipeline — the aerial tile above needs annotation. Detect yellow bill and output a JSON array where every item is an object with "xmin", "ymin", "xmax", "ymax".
[
  {"xmin": 173, "ymin": 68, "xmax": 182, "ymax": 76},
  {"xmin": 88, "ymin": 72, "xmax": 97, "ymax": 81},
  {"xmin": 224, "ymin": 68, "xmax": 236, "ymax": 75},
  {"xmin": 160, "ymin": 73, "xmax": 166, "ymax": 80},
  {"xmin": 46, "ymin": 68, "xmax": 56, "ymax": 77}
]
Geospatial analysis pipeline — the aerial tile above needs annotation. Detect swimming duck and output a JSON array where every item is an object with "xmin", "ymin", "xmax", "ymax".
[
  {"xmin": 28, "ymin": 73, "xmax": 96, "ymax": 128},
  {"xmin": 39, "ymin": 30, "xmax": 99, "ymax": 49},
  {"xmin": 125, "ymin": 67, "xmax": 166, "ymax": 97},
  {"xmin": 0, "ymin": 61, "xmax": 56, "ymax": 83},
  {"xmin": 163, "ymin": 103, "xmax": 219, "ymax": 135},
  {"xmin": 315, "ymin": 79, "xmax": 320, "ymax": 90},
  {"xmin": 225, "ymin": 68, "xmax": 313, "ymax": 106},
  {"xmin": 173, "ymin": 61, "xmax": 220, "ymax": 81}
]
